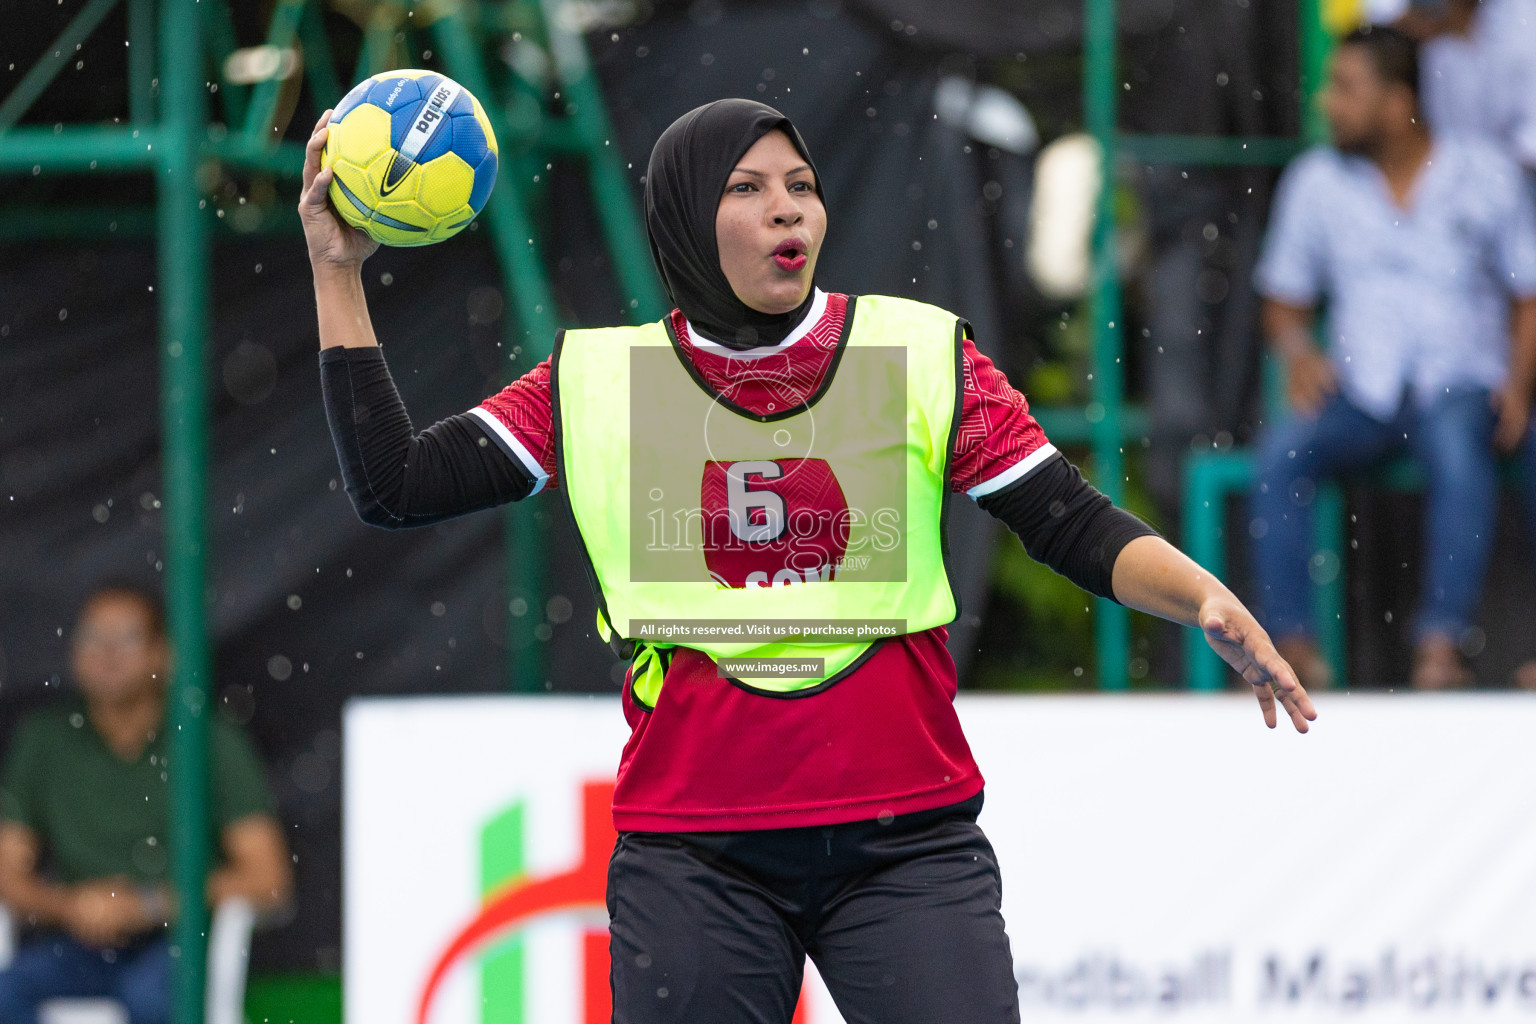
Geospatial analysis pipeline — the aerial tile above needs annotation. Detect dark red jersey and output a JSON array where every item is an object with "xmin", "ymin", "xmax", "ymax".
[{"xmin": 474, "ymin": 291, "xmax": 1054, "ymax": 831}]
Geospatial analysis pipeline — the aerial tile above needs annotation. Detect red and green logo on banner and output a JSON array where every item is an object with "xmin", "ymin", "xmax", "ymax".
[{"xmin": 416, "ymin": 782, "xmax": 616, "ymax": 1024}]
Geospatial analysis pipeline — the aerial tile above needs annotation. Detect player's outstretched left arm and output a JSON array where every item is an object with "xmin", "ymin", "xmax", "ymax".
[{"xmin": 1110, "ymin": 535, "xmax": 1317, "ymax": 732}]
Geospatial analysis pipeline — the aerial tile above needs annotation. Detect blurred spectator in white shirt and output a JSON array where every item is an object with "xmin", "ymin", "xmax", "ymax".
[
  {"xmin": 1251, "ymin": 26, "xmax": 1536, "ymax": 689},
  {"xmin": 1410, "ymin": 0, "xmax": 1536, "ymax": 174}
]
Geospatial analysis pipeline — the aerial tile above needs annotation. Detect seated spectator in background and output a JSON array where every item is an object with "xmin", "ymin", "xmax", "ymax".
[
  {"xmin": 1410, "ymin": 0, "xmax": 1536, "ymax": 176},
  {"xmin": 1250, "ymin": 26, "xmax": 1536, "ymax": 689},
  {"xmin": 0, "ymin": 583, "xmax": 291, "ymax": 1024}
]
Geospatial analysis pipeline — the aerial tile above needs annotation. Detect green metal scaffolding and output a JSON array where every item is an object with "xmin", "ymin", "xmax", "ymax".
[{"xmin": 0, "ymin": 1, "xmax": 662, "ymax": 1019}]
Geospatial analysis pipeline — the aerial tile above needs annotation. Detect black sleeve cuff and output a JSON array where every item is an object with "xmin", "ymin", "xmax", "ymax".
[
  {"xmin": 318, "ymin": 346, "xmax": 536, "ymax": 528},
  {"xmin": 976, "ymin": 453, "xmax": 1160, "ymax": 602}
]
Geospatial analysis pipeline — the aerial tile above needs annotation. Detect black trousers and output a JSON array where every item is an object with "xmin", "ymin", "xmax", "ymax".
[{"xmin": 606, "ymin": 792, "xmax": 1021, "ymax": 1024}]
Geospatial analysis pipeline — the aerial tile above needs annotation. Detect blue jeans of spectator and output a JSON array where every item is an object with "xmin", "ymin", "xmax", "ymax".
[
  {"xmin": 1519, "ymin": 419, "xmax": 1536, "ymax": 564},
  {"xmin": 1251, "ymin": 386, "xmax": 1499, "ymax": 645},
  {"xmin": 0, "ymin": 933, "xmax": 169, "ymax": 1024}
]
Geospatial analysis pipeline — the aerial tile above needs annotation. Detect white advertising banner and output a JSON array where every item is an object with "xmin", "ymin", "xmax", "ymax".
[{"xmin": 345, "ymin": 694, "xmax": 1536, "ymax": 1024}]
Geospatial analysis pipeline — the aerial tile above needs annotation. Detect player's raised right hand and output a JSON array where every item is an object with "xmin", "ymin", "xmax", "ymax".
[{"xmin": 299, "ymin": 110, "xmax": 379, "ymax": 271}]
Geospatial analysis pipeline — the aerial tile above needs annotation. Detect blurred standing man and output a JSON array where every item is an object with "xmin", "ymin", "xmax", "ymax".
[
  {"xmin": 1412, "ymin": 0, "xmax": 1536, "ymax": 177},
  {"xmin": 0, "ymin": 584, "xmax": 291, "ymax": 1024},
  {"xmin": 1250, "ymin": 27, "xmax": 1536, "ymax": 689}
]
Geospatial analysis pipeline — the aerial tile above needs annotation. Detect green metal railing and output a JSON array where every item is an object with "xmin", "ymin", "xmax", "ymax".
[
  {"xmin": 1178, "ymin": 4, "xmax": 1341, "ymax": 692},
  {"xmin": 1183, "ymin": 451, "xmax": 1348, "ymax": 691},
  {"xmin": 0, "ymin": 1, "xmax": 663, "ymax": 1018},
  {"xmin": 156, "ymin": 1, "xmax": 214, "ymax": 1018},
  {"xmin": 1, "ymin": 6, "xmax": 218, "ymax": 1013},
  {"xmin": 1081, "ymin": 0, "xmax": 1330, "ymax": 689},
  {"xmin": 1082, "ymin": 0, "xmax": 1131, "ymax": 690}
]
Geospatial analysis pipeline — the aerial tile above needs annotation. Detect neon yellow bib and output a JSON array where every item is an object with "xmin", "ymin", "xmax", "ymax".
[{"xmin": 553, "ymin": 294, "xmax": 961, "ymax": 703}]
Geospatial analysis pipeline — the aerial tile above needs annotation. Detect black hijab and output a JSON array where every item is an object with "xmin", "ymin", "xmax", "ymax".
[{"xmin": 644, "ymin": 99, "xmax": 822, "ymax": 349}]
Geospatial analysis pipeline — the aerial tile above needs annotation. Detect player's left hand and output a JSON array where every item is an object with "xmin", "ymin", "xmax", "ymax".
[{"xmin": 1200, "ymin": 598, "xmax": 1316, "ymax": 732}]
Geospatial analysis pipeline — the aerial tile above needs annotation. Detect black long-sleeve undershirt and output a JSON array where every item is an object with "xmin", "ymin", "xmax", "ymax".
[
  {"xmin": 973, "ymin": 456, "xmax": 1158, "ymax": 602},
  {"xmin": 319, "ymin": 346, "xmax": 1158, "ymax": 602},
  {"xmin": 319, "ymin": 346, "xmax": 536, "ymax": 526}
]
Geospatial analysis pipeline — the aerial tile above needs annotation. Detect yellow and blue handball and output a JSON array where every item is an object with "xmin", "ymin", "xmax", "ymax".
[{"xmin": 322, "ymin": 69, "xmax": 498, "ymax": 246}]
